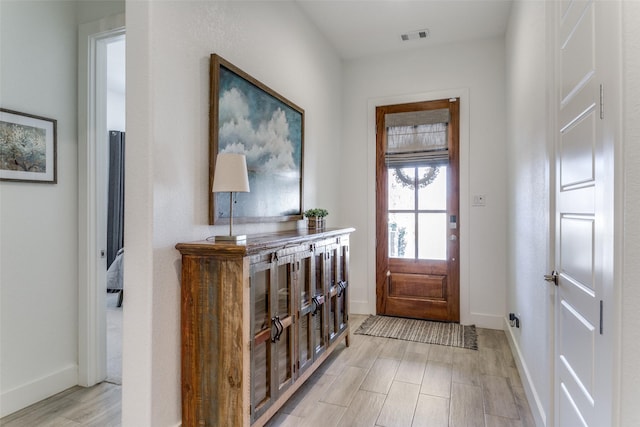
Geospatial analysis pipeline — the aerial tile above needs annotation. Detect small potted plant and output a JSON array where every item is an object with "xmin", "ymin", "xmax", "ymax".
[{"xmin": 304, "ymin": 208, "xmax": 329, "ymax": 230}]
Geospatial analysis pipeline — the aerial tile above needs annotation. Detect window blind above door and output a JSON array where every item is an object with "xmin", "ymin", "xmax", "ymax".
[{"xmin": 385, "ymin": 108, "xmax": 449, "ymax": 167}]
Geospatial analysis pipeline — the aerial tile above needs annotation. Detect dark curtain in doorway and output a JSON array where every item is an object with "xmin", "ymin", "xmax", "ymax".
[{"xmin": 107, "ymin": 130, "xmax": 125, "ymax": 269}]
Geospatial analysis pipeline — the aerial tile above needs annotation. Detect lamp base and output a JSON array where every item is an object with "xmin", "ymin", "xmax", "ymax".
[{"xmin": 214, "ymin": 234, "xmax": 247, "ymax": 244}]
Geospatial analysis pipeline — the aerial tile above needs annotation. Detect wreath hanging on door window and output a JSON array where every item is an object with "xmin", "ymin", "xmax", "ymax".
[{"xmin": 393, "ymin": 166, "xmax": 440, "ymax": 189}]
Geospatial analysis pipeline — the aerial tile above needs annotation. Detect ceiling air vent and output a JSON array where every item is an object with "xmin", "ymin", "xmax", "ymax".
[{"xmin": 400, "ymin": 29, "xmax": 430, "ymax": 42}]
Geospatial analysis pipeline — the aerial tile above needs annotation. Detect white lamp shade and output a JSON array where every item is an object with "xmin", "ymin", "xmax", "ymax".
[{"xmin": 212, "ymin": 153, "xmax": 250, "ymax": 193}]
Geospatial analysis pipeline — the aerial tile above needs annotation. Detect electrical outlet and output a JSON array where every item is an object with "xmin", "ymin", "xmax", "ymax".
[{"xmin": 508, "ymin": 312, "xmax": 520, "ymax": 328}]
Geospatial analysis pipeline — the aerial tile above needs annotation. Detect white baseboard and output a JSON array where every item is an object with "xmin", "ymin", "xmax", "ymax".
[
  {"xmin": 349, "ymin": 300, "xmax": 373, "ymax": 315},
  {"xmin": 503, "ymin": 317, "xmax": 547, "ymax": 427},
  {"xmin": 0, "ymin": 364, "xmax": 78, "ymax": 418},
  {"xmin": 465, "ymin": 312, "xmax": 504, "ymax": 329}
]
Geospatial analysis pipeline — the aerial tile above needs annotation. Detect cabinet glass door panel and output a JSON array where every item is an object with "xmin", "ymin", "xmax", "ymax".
[
  {"xmin": 298, "ymin": 256, "xmax": 314, "ymax": 374},
  {"xmin": 328, "ymin": 247, "xmax": 339, "ymax": 342},
  {"xmin": 273, "ymin": 257, "xmax": 294, "ymax": 396},
  {"xmin": 313, "ymin": 309, "xmax": 325, "ymax": 357},
  {"xmin": 299, "ymin": 315, "xmax": 311, "ymax": 368},
  {"xmin": 299, "ymin": 255, "xmax": 311, "ymax": 307},
  {"xmin": 276, "ymin": 326, "xmax": 292, "ymax": 389},
  {"xmin": 337, "ymin": 243, "xmax": 349, "ymax": 334},
  {"xmin": 313, "ymin": 251, "xmax": 327, "ymax": 358},
  {"xmin": 251, "ymin": 337, "xmax": 271, "ymax": 415},
  {"xmin": 253, "ymin": 267, "xmax": 271, "ymax": 333},
  {"xmin": 250, "ymin": 261, "xmax": 274, "ymax": 422},
  {"xmin": 277, "ymin": 264, "xmax": 290, "ymax": 315}
]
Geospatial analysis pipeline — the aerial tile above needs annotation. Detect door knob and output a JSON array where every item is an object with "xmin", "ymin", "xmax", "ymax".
[{"xmin": 544, "ymin": 270, "xmax": 559, "ymax": 286}]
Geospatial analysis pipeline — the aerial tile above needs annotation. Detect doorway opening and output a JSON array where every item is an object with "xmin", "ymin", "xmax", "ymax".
[
  {"xmin": 78, "ymin": 13, "xmax": 125, "ymax": 388},
  {"xmin": 105, "ymin": 36, "xmax": 125, "ymax": 385},
  {"xmin": 375, "ymin": 98, "xmax": 460, "ymax": 322}
]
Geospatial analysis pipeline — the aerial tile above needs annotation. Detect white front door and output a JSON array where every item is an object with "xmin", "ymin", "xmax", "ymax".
[{"xmin": 554, "ymin": 1, "xmax": 618, "ymax": 426}]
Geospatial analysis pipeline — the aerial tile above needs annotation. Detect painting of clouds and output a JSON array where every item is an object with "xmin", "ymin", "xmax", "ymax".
[{"xmin": 212, "ymin": 59, "xmax": 304, "ymax": 223}]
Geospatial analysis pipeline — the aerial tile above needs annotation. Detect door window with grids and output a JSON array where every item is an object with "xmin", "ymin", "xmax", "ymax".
[
  {"xmin": 385, "ymin": 111, "xmax": 449, "ymax": 261},
  {"xmin": 388, "ymin": 165, "xmax": 447, "ymax": 260}
]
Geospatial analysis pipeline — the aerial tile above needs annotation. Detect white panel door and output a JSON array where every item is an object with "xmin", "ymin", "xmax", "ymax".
[{"xmin": 554, "ymin": 1, "xmax": 617, "ymax": 426}]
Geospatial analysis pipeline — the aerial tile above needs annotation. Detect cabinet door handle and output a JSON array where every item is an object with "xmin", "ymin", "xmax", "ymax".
[
  {"xmin": 271, "ymin": 316, "xmax": 283, "ymax": 343},
  {"xmin": 337, "ymin": 280, "xmax": 348, "ymax": 297},
  {"xmin": 311, "ymin": 295, "xmax": 325, "ymax": 316},
  {"xmin": 275, "ymin": 316, "xmax": 284, "ymax": 341},
  {"xmin": 271, "ymin": 317, "xmax": 277, "ymax": 342}
]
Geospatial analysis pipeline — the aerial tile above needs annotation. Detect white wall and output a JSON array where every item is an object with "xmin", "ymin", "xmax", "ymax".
[
  {"xmin": 504, "ymin": 1, "xmax": 552, "ymax": 425},
  {"xmin": 124, "ymin": 1, "xmax": 343, "ymax": 424},
  {"xmin": 621, "ymin": 2, "xmax": 640, "ymax": 425},
  {"xmin": 341, "ymin": 37, "xmax": 508, "ymax": 328},
  {"xmin": 0, "ymin": 1, "xmax": 79, "ymax": 417},
  {"xmin": 0, "ymin": 0, "xmax": 125, "ymax": 417}
]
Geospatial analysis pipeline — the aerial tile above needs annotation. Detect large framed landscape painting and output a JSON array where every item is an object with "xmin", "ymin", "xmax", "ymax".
[
  {"xmin": 209, "ymin": 54, "xmax": 304, "ymax": 225},
  {"xmin": 0, "ymin": 108, "xmax": 57, "ymax": 183}
]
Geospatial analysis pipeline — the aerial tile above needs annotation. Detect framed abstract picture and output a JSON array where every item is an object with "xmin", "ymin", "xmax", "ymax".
[
  {"xmin": 209, "ymin": 54, "xmax": 304, "ymax": 225},
  {"xmin": 0, "ymin": 108, "xmax": 57, "ymax": 183}
]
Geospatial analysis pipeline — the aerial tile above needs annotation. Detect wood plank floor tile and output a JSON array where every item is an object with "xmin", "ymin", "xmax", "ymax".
[
  {"xmin": 479, "ymin": 347, "xmax": 512, "ymax": 377},
  {"xmin": 376, "ymin": 381, "xmax": 420, "ymax": 427},
  {"xmin": 420, "ymin": 361, "xmax": 452, "ymax": 398},
  {"xmin": 336, "ymin": 390, "xmax": 386, "ymax": 427},
  {"xmin": 449, "ymin": 382, "xmax": 485, "ymax": 427},
  {"xmin": 34, "ymin": 416, "xmax": 82, "ymax": 427},
  {"xmin": 265, "ymin": 412, "xmax": 305, "ymax": 427},
  {"xmin": 320, "ymin": 366, "xmax": 368, "ymax": 407},
  {"xmin": 302, "ymin": 401, "xmax": 347, "ymax": 427},
  {"xmin": 347, "ymin": 339, "xmax": 384, "ymax": 370},
  {"xmin": 360, "ymin": 358, "xmax": 399, "ymax": 394},
  {"xmin": 281, "ymin": 372, "xmax": 337, "ymax": 416},
  {"xmin": 0, "ymin": 384, "xmax": 121, "ymax": 427},
  {"xmin": 511, "ymin": 385, "xmax": 537, "ymax": 427},
  {"xmin": 451, "ymin": 347, "xmax": 481, "ymax": 386},
  {"xmin": 395, "ymin": 350, "xmax": 429, "ymax": 385},
  {"xmin": 481, "ymin": 375, "xmax": 519, "ymax": 420},
  {"xmin": 0, "ymin": 397, "xmax": 78, "ymax": 427},
  {"xmin": 485, "ymin": 414, "xmax": 525, "ymax": 427},
  {"xmin": 428, "ymin": 345, "xmax": 453, "ymax": 363},
  {"xmin": 405, "ymin": 341, "xmax": 431, "ymax": 355},
  {"xmin": 411, "ymin": 394, "xmax": 449, "ymax": 427},
  {"xmin": 58, "ymin": 385, "xmax": 121, "ymax": 426},
  {"xmin": 378, "ymin": 338, "xmax": 409, "ymax": 360},
  {"xmin": 477, "ymin": 328, "xmax": 506, "ymax": 350},
  {"xmin": 316, "ymin": 343, "xmax": 350, "ymax": 376}
]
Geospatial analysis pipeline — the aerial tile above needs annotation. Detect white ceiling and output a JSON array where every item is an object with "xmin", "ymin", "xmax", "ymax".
[{"xmin": 295, "ymin": 0, "xmax": 513, "ymax": 60}]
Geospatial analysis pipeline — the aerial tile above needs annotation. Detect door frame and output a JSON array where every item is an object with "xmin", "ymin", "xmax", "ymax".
[
  {"xmin": 78, "ymin": 13, "xmax": 125, "ymax": 387},
  {"xmin": 375, "ymin": 99, "xmax": 460, "ymax": 321},
  {"xmin": 365, "ymin": 88, "xmax": 472, "ymax": 324}
]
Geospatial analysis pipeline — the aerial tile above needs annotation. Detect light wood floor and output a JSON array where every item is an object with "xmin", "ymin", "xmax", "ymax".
[
  {"xmin": 0, "ymin": 382, "xmax": 121, "ymax": 427},
  {"xmin": 265, "ymin": 315, "xmax": 535, "ymax": 427},
  {"xmin": 0, "ymin": 315, "xmax": 535, "ymax": 427}
]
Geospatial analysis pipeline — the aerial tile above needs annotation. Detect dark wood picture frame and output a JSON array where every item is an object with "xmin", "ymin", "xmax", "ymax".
[
  {"xmin": 0, "ymin": 108, "xmax": 57, "ymax": 183},
  {"xmin": 209, "ymin": 54, "xmax": 304, "ymax": 225}
]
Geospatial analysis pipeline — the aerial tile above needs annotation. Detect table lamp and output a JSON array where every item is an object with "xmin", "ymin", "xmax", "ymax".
[{"xmin": 212, "ymin": 153, "xmax": 250, "ymax": 243}]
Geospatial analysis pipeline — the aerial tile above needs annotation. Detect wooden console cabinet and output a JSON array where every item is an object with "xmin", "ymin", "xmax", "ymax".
[{"xmin": 176, "ymin": 228, "xmax": 354, "ymax": 427}]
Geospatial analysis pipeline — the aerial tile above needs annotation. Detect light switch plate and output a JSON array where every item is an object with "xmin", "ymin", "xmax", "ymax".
[{"xmin": 472, "ymin": 194, "xmax": 486, "ymax": 206}]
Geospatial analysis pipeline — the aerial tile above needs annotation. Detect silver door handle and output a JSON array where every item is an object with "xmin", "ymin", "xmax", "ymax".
[{"xmin": 544, "ymin": 270, "xmax": 558, "ymax": 286}]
